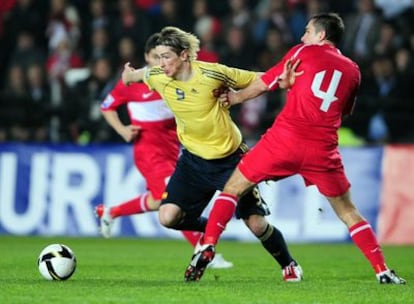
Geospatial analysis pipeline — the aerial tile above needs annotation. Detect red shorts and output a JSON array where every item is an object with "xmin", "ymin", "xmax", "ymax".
[
  {"xmin": 238, "ymin": 130, "xmax": 350, "ymax": 197},
  {"xmin": 132, "ymin": 128, "xmax": 179, "ymax": 200}
]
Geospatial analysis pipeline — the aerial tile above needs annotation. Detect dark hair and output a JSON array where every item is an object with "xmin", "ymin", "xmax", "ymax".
[
  {"xmin": 144, "ymin": 33, "xmax": 161, "ymax": 54},
  {"xmin": 311, "ymin": 13, "xmax": 344, "ymax": 45}
]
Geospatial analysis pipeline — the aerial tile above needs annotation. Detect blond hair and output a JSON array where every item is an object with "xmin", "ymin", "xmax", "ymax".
[{"xmin": 156, "ymin": 26, "xmax": 200, "ymax": 61}]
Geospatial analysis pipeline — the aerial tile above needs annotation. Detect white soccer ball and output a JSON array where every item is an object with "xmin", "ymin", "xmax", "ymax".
[{"xmin": 37, "ymin": 244, "xmax": 77, "ymax": 281}]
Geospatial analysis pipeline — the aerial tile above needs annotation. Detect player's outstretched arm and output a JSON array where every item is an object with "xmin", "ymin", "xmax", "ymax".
[
  {"xmin": 122, "ymin": 62, "xmax": 145, "ymax": 86},
  {"xmin": 219, "ymin": 79, "xmax": 268, "ymax": 107},
  {"xmin": 230, "ymin": 78, "xmax": 268, "ymax": 104}
]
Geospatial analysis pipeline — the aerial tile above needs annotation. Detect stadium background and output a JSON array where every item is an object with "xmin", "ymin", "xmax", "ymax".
[{"xmin": 0, "ymin": 0, "xmax": 414, "ymax": 244}]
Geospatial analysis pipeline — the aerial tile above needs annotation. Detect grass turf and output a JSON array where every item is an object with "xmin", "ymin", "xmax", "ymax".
[{"xmin": 0, "ymin": 236, "xmax": 412, "ymax": 304}]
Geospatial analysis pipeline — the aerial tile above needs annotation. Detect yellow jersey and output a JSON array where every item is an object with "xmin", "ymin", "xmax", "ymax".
[{"xmin": 143, "ymin": 61, "xmax": 257, "ymax": 159}]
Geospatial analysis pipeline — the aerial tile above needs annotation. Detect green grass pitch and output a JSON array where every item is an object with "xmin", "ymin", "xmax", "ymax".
[{"xmin": 0, "ymin": 236, "xmax": 412, "ymax": 304}]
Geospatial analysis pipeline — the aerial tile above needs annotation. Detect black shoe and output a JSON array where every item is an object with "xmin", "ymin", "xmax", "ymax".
[{"xmin": 184, "ymin": 245, "xmax": 215, "ymax": 282}]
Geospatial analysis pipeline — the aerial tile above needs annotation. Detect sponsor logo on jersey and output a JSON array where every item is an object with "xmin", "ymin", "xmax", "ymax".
[{"xmin": 142, "ymin": 92, "xmax": 153, "ymax": 99}]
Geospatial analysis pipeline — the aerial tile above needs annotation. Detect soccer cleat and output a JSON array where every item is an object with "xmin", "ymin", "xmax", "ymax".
[
  {"xmin": 282, "ymin": 261, "xmax": 303, "ymax": 282},
  {"xmin": 193, "ymin": 235, "xmax": 232, "ymax": 269},
  {"xmin": 377, "ymin": 269, "xmax": 406, "ymax": 284},
  {"xmin": 208, "ymin": 253, "xmax": 234, "ymax": 269},
  {"xmin": 184, "ymin": 245, "xmax": 215, "ymax": 282},
  {"xmin": 94, "ymin": 204, "xmax": 114, "ymax": 238}
]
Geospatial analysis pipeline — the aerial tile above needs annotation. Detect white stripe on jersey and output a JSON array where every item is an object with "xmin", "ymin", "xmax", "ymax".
[
  {"xmin": 127, "ymin": 99, "xmax": 174, "ymax": 122},
  {"xmin": 292, "ymin": 44, "xmax": 308, "ymax": 59},
  {"xmin": 268, "ymin": 44, "xmax": 312, "ymax": 89}
]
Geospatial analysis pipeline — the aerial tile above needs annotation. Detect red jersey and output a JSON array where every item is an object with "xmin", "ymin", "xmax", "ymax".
[
  {"xmin": 239, "ymin": 44, "xmax": 360, "ymax": 196},
  {"xmin": 261, "ymin": 44, "xmax": 361, "ymax": 145},
  {"xmin": 101, "ymin": 79, "xmax": 175, "ymax": 127},
  {"xmin": 100, "ymin": 79, "xmax": 179, "ymax": 200}
]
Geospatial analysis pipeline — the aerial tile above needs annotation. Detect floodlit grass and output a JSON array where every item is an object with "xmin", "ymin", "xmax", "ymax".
[{"xmin": 0, "ymin": 236, "xmax": 412, "ymax": 304}]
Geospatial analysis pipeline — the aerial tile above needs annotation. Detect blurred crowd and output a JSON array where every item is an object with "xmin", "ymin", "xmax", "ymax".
[{"xmin": 1, "ymin": 0, "xmax": 414, "ymax": 145}]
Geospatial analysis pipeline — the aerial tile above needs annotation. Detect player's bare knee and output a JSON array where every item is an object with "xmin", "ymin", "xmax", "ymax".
[
  {"xmin": 338, "ymin": 209, "xmax": 364, "ymax": 228},
  {"xmin": 222, "ymin": 183, "xmax": 239, "ymax": 197},
  {"xmin": 158, "ymin": 212, "xmax": 178, "ymax": 228},
  {"xmin": 160, "ymin": 220, "xmax": 176, "ymax": 228},
  {"xmin": 223, "ymin": 182, "xmax": 248, "ymax": 198},
  {"xmin": 223, "ymin": 169, "xmax": 253, "ymax": 197},
  {"xmin": 244, "ymin": 215, "xmax": 268, "ymax": 237},
  {"xmin": 158, "ymin": 205, "xmax": 181, "ymax": 228}
]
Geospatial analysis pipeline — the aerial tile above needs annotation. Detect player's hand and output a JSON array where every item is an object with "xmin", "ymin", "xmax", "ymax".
[
  {"xmin": 278, "ymin": 58, "xmax": 303, "ymax": 89},
  {"xmin": 213, "ymin": 86, "xmax": 230, "ymax": 98},
  {"xmin": 120, "ymin": 125, "xmax": 141, "ymax": 142},
  {"xmin": 213, "ymin": 86, "xmax": 232, "ymax": 108},
  {"xmin": 122, "ymin": 62, "xmax": 135, "ymax": 86},
  {"xmin": 216, "ymin": 87, "xmax": 239, "ymax": 108}
]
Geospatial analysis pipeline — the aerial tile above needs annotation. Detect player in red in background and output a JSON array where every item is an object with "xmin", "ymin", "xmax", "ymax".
[
  {"xmin": 95, "ymin": 33, "xmax": 232, "ymax": 269},
  {"xmin": 186, "ymin": 13, "xmax": 407, "ymax": 284}
]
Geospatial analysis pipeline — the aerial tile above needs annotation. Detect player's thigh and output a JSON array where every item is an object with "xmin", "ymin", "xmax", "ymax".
[
  {"xmin": 302, "ymin": 168, "xmax": 350, "ymax": 197},
  {"xmin": 302, "ymin": 146, "xmax": 350, "ymax": 197},
  {"xmin": 161, "ymin": 152, "xmax": 215, "ymax": 217},
  {"xmin": 239, "ymin": 137, "xmax": 299, "ymax": 184}
]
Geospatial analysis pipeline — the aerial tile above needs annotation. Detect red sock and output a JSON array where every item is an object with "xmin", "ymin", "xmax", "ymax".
[
  {"xmin": 204, "ymin": 193, "xmax": 237, "ymax": 245},
  {"xmin": 181, "ymin": 231, "xmax": 203, "ymax": 247},
  {"xmin": 349, "ymin": 221, "xmax": 387, "ymax": 273},
  {"xmin": 110, "ymin": 193, "xmax": 150, "ymax": 218}
]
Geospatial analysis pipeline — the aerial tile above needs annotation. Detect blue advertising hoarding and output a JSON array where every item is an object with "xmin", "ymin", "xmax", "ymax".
[{"xmin": 0, "ymin": 143, "xmax": 383, "ymax": 242}]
